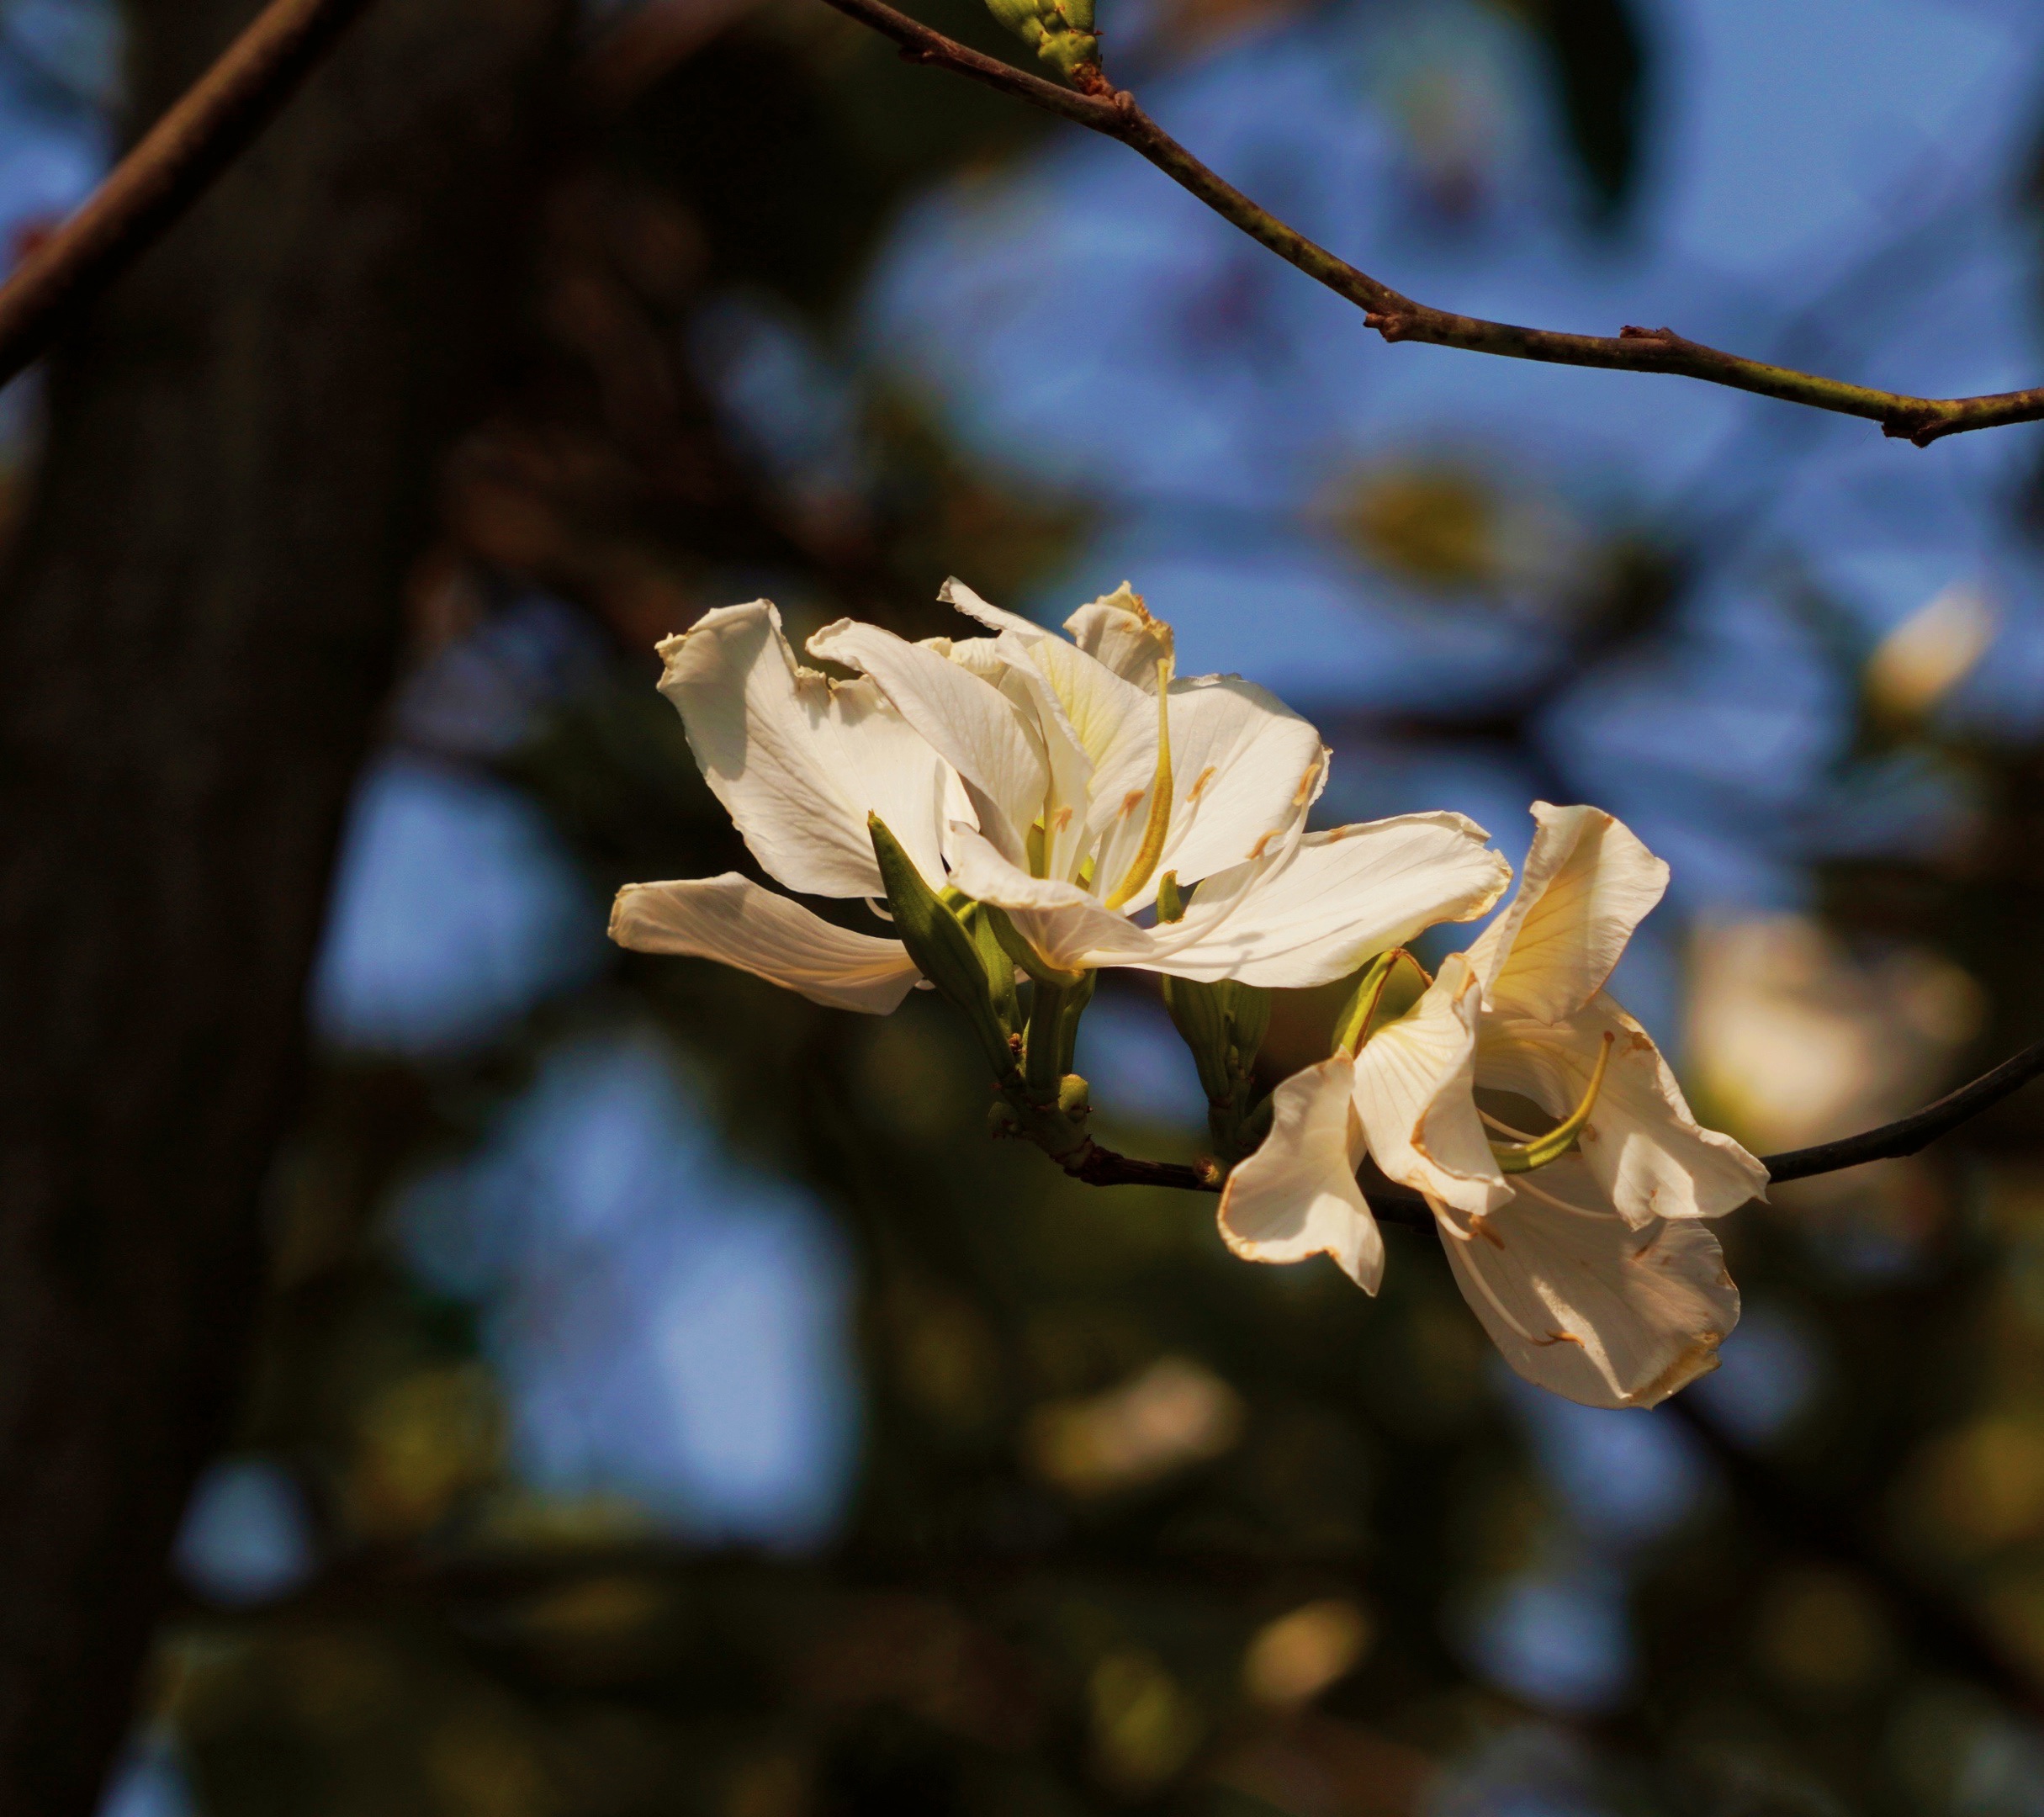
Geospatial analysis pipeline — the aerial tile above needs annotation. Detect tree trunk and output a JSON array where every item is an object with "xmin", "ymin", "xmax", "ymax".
[{"xmin": 0, "ymin": 0, "xmax": 566, "ymax": 1807}]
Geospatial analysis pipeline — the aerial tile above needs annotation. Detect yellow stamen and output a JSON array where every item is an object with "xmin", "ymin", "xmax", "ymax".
[
  {"xmin": 1492, "ymin": 1032, "xmax": 1614, "ymax": 1174},
  {"xmin": 1104, "ymin": 660, "xmax": 1174, "ymax": 910}
]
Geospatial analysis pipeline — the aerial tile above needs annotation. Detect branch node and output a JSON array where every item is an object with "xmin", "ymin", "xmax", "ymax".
[
  {"xmin": 1365, "ymin": 310, "xmax": 1413, "ymax": 342},
  {"xmin": 1883, "ymin": 408, "xmax": 1945, "ymax": 447}
]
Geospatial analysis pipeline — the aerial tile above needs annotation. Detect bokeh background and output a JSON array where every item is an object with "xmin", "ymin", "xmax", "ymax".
[{"xmin": 14, "ymin": 0, "xmax": 2044, "ymax": 1808}]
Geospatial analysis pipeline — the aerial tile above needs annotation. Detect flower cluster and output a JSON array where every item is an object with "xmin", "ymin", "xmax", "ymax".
[{"xmin": 612, "ymin": 582, "xmax": 1766, "ymax": 1410}]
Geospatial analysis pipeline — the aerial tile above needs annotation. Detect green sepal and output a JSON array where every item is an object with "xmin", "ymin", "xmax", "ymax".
[
  {"xmin": 1331, "ymin": 948, "xmax": 1431, "ymax": 1057},
  {"xmin": 1055, "ymin": 966, "xmax": 1097, "ymax": 1076},
  {"xmin": 869, "ymin": 814, "xmax": 1015, "ymax": 1080},
  {"xmin": 1159, "ymin": 973, "xmax": 1231, "ymax": 1104},
  {"xmin": 957, "ymin": 901, "xmax": 1021, "ymax": 1037},
  {"xmin": 1160, "ymin": 974, "xmax": 1273, "ymax": 1162},
  {"xmin": 1024, "ymin": 972, "xmax": 1097, "ymax": 1103}
]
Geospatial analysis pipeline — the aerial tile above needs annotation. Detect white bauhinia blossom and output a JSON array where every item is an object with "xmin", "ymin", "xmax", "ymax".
[
  {"xmin": 1219, "ymin": 803, "xmax": 1768, "ymax": 1410},
  {"xmin": 610, "ymin": 582, "xmax": 1512, "ymax": 1007}
]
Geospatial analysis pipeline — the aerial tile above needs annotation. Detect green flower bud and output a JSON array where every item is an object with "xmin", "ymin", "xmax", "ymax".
[
  {"xmin": 978, "ymin": 0, "xmax": 1099, "ymax": 78},
  {"xmin": 870, "ymin": 814, "xmax": 1016, "ymax": 1080},
  {"xmin": 1160, "ymin": 974, "xmax": 1272, "ymax": 1161}
]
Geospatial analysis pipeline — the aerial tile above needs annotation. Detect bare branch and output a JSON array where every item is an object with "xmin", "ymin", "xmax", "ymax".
[
  {"xmin": 0, "ymin": 0, "xmax": 379, "ymax": 393},
  {"xmin": 817, "ymin": 0, "xmax": 2044, "ymax": 448},
  {"xmin": 1762, "ymin": 1036, "xmax": 2044, "ymax": 1182},
  {"xmin": 1062, "ymin": 1037, "xmax": 2044, "ymax": 1210}
]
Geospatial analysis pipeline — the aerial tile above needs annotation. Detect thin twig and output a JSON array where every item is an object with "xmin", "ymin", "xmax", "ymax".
[
  {"xmin": 1071, "ymin": 1036, "xmax": 2044, "ymax": 1208},
  {"xmin": 1762, "ymin": 1036, "xmax": 2044, "ymax": 1182},
  {"xmin": 816, "ymin": 0, "xmax": 2044, "ymax": 448},
  {"xmin": 0, "ymin": 0, "xmax": 379, "ymax": 393}
]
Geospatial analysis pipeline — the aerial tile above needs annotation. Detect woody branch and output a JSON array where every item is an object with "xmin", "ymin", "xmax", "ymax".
[{"xmin": 818, "ymin": 0, "xmax": 2044, "ymax": 449}]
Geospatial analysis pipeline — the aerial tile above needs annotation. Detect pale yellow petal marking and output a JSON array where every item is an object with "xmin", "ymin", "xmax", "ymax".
[{"xmin": 1104, "ymin": 659, "xmax": 1175, "ymax": 910}]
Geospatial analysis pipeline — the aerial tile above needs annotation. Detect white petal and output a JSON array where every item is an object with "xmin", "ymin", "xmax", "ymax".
[
  {"xmin": 610, "ymin": 875, "xmax": 923, "ymax": 1014},
  {"xmin": 1152, "ymin": 813, "xmax": 1512, "ymax": 988},
  {"xmin": 1477, "ymin": 994, "xmax": 1770, "ymax": 1224},
  {"xmin": 939, "ymin": 575, "xmax": 1046, "ymax": 643},
  {"xmin": 1350, "ymin": 956, "xmax": 1509, "ymax": 1216},
  {"xmin": 1439, "ymin": 1157, "xmax": 1740, "ymax": 1409},
  {"xmin": 1218, "ymin": 1055, "xmax": 1383, "ymax": 1292},
  {"xmin": 1061, "ymin": 580, "xmax": 1177, "ymax": 686},
  {"xmin": 943, "ymin": 824, "xmax": 1153, "ymax": 972},
  {"xmin": 988, "ymin": 630, "xmax": 1123, "ymax": 883},
  {"xmin": 808, "ymin": 617, "xmax": 1049, "ymax": 866},
  {"xmin": 1467, "ymin": 802, "xmax": 1669, "ymax": 1023},
  {"xmin": 656, "ymin": 601, "xmax": 951, "ymax": 898},
  {"xmin": 1100, "ymin": 675, "xmax": 1326, "ymax": 907}
]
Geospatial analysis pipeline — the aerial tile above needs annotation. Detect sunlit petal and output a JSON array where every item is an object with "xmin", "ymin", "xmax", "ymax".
[
  {"xmin": 1438, "ymin": 1156, "xmax": 1740, "ymax": 1409},
  {"xmin": 609, "ymin": 875, "xmax": 923, "ymax": 1014},
  {"xmin": 944, "ymin": 824, "xmax": 1154, "ymax": 972},
  {"xmin": 1478, "ymin": 994, "xmax": 1769, "ymax": 1224},
  {"xmin": 1100, "ymin": 676, "xmax": 1326, "ymax": 908},
  {"xmin": 1154, "ymin": 813, "xmax": 1510, "ymax": 989},
  {"xmin": 656, "ymin": 601, "xmax": 951, "ymax": 898},
  {"xmin": 809, "ymin": 617, "xmax": 1049, "ymax": 866},
  {"xmin": 1061, "ymin": 580, "xmax": 1176, "ymax": 687},
  {"xmin": 1467, "ymin": 802, "xmax": 1669, "ymax": 1023},
  {"xmin": 1350, "ymin": 955, "xmax": 1509, "ymax": 1216},
  {"xmin": 1219, "ymin": 1054, "xmax": 1383, "ymax": 1293}
]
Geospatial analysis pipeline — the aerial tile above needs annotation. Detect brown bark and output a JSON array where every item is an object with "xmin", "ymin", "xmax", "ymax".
[{"xmin": 0, "ymin": 0, "xmax": 566, "ymax": 1808}]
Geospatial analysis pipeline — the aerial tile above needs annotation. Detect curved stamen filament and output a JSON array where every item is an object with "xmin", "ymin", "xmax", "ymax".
[
  {"xmin": 1513, "ymin": 1175, "xmax": 1623, "ymax": 1221},
  {"xmin": 1491, "ymin": 1032, "xmax": 1615, "ymax": 1175},
  {"xmin": 1104, "ymin": 660, "xmax": 1174, "ymax": 910}
]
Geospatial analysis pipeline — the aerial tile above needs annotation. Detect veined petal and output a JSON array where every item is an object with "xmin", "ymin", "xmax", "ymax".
[
  {"xmin": 1478, "ymin": 994, "xmax": 1769, "ymax": 1225},
  {"xmin": 657, "ymin": 601, "xmax": 950, "ymax": 898},
  {"xmin": 1350, "ymin": 955, "xmax": 1509, "ymax": 1216},
  {"xmin": 1062, "ymin": 580, "xmax": 1176, "ymax": 687},
  {"xmin": 921, "ymin": 633, "xmax": 1012, "ymax": 688},
  {"xmin": 944, "ymin": 824, "xmax": 1154, "ymax": 972},
  {"xmin": 809, "ymin": 617, "xmax": 1048, "ymax": 866},
  {"xmin": 1467, "ymin": 802, "xmax": 1669, "ymax": 1023},
  {"xmin": 1438, "ymin": 1156, "xmax": 1740, "ymax": 1409},
  {"xmin": 988, "ymin": 631, "xmax": 1109, "ymax": 882},
  {"xmin": 1151, "ymin": 813, "xmax": 1511, "ymax": 989},
  {"xmin": 1218, "ymin": 1054, "xmax": 1383, "ymax": 1293},
  {"xmin": 939, "ymin": 575, "xmax": 1047, "ymax": 643},
  {"xmin": 1098, "ymin": 676, "xmax": 1326, "ymax": 908},
  {"xmin": 610, "ymin": 875, "xmax": 922, "ymax": 1014}
]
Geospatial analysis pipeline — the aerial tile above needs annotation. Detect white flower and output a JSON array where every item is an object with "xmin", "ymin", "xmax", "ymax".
[
  {"xmin": 1220, "ymin": 803, "xmax": 1768, "ymax": 1410},
  {"xmin": 610, "ymin": 582, "xmax": 1512, "ymax": 1005}
]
